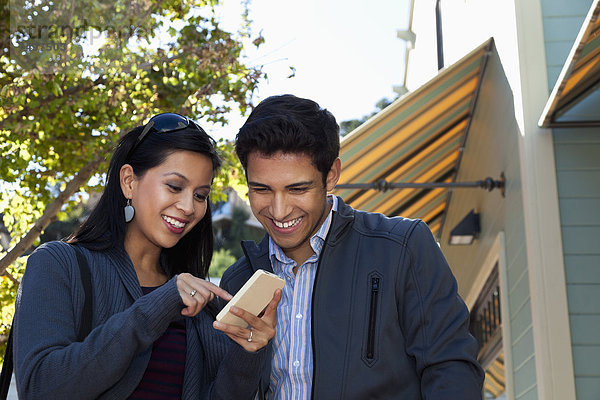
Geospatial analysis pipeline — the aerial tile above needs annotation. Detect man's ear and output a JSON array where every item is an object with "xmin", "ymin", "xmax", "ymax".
[
  {"xmin": 325, "ymin": 158, "xmax": 341, "ymax": 192},
  {"xmin": 120, "ymin": 164, "xmax": 136, "ymax": 199}
]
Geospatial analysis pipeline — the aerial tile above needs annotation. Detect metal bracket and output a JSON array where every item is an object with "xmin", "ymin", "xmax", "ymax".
[{"xmin": 335, "ymin": 173, "xmax": 506, "ymax": 197}]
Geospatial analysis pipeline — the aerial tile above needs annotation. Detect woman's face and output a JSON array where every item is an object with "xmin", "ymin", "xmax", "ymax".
[{"xmin": 124, "ymin": 150, "xmax": 214, "ymax": 251}]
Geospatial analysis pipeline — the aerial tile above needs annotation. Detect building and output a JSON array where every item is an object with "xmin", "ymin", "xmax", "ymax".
[
  {"xmin": 212, "ymin": 188, "xmax": 264, "ymax": 253},
  {"xmin": 333, "ymin": 0, "xmax": 600, "ymax": 399}
]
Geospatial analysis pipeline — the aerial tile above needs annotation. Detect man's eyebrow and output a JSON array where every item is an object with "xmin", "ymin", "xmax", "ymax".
[
  {"xmin": 247, "ymin": 180, "xmax": 315, "ymax": 189},
  {"xmin": 285, "ymin": 181, "xmax": 314, "ymax": 188},
  {"xmin": 248, "ymin": 181, "xmax": 270, "ymax": 188}
]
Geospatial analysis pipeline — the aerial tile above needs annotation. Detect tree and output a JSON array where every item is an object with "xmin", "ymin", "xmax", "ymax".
[
  {"xmin": 339, "ymin": 97, "xmax": 396, "ymax": 136},
  {"xmin": 0, "ymin": 0, "xmax": 262, "ymax": 271},
  {"xmin": 213, "ymin": 204, "xmax": 263, "ymax": 260},
  {"xmin": 0, "ymin": 0, "xmax": 265, "ymax": 360},
  {"xmin": 208, "ymin": 248, "xmax": 237, "ymax": 280}
]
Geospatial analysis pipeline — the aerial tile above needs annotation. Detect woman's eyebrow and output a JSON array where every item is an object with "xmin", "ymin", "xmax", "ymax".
[
  {"xmin": 163, "ymin": 171, "xmax": 188, "ymax": 181},
  {"xmin": 163, "ymin": 172, "xmax": 211, "ymax": 189}
]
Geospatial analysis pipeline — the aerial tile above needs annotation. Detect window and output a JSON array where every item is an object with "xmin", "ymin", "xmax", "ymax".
[{"xmin": 469, "ymin": 263, "xmax": 505, "ymax": 399}]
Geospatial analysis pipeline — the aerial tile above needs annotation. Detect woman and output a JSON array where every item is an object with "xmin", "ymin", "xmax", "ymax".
[{"xmin": 13, "ymin": 113, "xmax": 279, "ymax": 399}]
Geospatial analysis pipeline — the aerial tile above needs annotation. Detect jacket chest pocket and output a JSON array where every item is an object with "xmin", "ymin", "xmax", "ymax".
[{"xmin": 362, "ymin": 271, "xmax": 382, "ymax": 367}]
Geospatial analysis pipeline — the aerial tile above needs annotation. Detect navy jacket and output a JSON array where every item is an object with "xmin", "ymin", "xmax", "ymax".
[{"xmin": 220, "ymin": 197, "xmax": 484, "ymax": 399}]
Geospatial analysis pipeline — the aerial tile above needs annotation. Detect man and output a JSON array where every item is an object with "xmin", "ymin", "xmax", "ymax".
[{"xmin": 220, "ymin": 94, "xmax": 484, "ymax": 399}]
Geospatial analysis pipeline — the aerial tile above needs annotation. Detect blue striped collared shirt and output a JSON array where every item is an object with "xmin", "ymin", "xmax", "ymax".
[{"xmin": 266, "ymin": 195, "xmax": 338, "ymax": 400}]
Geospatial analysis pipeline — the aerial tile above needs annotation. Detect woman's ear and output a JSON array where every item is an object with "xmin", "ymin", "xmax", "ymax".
[{"xmin": 120, "ymin": 164, "xmax": 136, "ymax": 199}]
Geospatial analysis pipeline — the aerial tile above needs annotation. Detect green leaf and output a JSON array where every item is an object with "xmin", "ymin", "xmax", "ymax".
[{"xmin": 51, "ymin": 81, "xmax": 63, "ymax": 97}]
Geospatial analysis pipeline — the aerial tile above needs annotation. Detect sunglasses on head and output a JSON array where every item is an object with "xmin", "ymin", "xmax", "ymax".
[{"xmin": 126, "ymin": 113, "xmax": 203, "ymax": 159}]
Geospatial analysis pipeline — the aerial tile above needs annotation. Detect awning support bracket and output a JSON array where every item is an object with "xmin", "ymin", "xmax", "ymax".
[{"xmin": 335, "ymin": 173, "xmax": 505, "ymax": 197}]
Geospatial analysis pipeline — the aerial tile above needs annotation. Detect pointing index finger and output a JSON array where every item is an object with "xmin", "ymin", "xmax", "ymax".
[{"xmin": 205, "ymin": 281, "xmax": 232, "ymax": 301}]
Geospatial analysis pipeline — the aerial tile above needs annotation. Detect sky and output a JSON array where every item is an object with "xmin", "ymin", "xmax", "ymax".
[{"xmin": 205, "ymin": 0, "xmax": 411, "ymax": 140}]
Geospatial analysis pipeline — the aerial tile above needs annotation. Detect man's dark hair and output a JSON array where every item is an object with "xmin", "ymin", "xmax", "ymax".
[{"xmin": 235, "ymin": 94, "xmax": 340, "ymax": 183}]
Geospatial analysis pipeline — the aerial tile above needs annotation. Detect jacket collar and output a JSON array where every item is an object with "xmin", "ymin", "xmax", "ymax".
[
  {"xmin": 240, "ymin": 235, "xmax": 272, "ymax": 273},
  {"xmin": 241, "ymin": 196, "xmax": 355, "ymax": 268},
  {"xmin": 326, "ymin": 195, "xmax": 355, "ymax": 246}
]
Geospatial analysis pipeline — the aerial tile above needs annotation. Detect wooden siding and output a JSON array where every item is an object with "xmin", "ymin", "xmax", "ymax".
[
  {"xmin": 440, "ymin": 47, "xmax": 536, "ymax": 399},
  {"xmin": 553, "ymin": 128, "xmax": 600, "ymax": 399},
  {"xmin": 541, "ymin": 1, "xmax": 600, "ymax": 397},
  {"xmin": 541, "ymin": 0, "xmax": 593, "ymax": 90}
]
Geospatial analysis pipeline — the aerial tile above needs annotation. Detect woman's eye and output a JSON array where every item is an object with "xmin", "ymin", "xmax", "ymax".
[
  {"xmin": 167, "ymin": 184, "xmax": 182, "ymax": 192},
  {"xmin": 194, "ymin": 193, "xmax": 208, "ymax": 202}
]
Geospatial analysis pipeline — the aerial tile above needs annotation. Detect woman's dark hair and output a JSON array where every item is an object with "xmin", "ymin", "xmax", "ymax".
[
  {"xmin": 69, "ymin": 123, "xmax": 221, "ymax": 279},
  {"xmin": 235, "ymin": 94, "xmax": 340, "ymax": 185}
]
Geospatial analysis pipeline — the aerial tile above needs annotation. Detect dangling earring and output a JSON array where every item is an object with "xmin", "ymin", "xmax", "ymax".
[{"xmin": 124, "ymin": 199, "xmax": 135, "ymax": 223}]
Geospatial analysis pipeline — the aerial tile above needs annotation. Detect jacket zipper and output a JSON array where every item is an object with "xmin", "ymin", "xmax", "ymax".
[{"xmin": 366, "ymin": 276, "xmax": 380, "ymax": 360}]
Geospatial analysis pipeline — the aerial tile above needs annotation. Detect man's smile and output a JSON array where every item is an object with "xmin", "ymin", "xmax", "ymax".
[{"xmin": 272, "ymin": 217, "xmax": 303, "ymax": 229}]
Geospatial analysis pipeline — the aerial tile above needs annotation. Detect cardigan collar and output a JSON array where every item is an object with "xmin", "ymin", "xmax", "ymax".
[{"xmin": 105, "ymin": 245, "xmax": 144, "ymax": 300}]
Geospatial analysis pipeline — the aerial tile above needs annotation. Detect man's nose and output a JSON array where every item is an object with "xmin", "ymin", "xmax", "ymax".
[{"xmin": 271, "ymin": 193, "xmax": 292, "ymax": 221}]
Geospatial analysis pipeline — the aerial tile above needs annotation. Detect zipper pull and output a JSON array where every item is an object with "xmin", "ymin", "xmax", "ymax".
[{"xmin": 372, "ymin": 277, "xmax": 380, "ymax": 292}]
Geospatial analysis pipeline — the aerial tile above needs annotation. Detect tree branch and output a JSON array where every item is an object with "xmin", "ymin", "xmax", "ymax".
[
  {"xmin": 0, "ymin": 76, "xmax": 107, "ymax": 131},
  {"xmin": 0, "ymin": 39, "xmax": 244, "ymax": 132},
  {"xmin": 0, "ymin": 156, "xmax": 103, "ymax": 274},
  {"xmin": 2, "ymin": 50, "xmax": 192, "ymax": 130},
  {"xmin": 2, "ymin": 271, "xmax": 18, "ymax": 285}
]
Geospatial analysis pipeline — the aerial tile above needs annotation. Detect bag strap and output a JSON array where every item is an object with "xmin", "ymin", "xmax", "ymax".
[
  {"xmin": 0, "ymin": 328, "xmax": 13, "ymax": 399},
  {"xmin": 0, "ymin": 245, "xmax": 94, "ymax": 399},
  {"xmin": 73, "ymin": 247, "xmax": 93, "ymax": 341}
]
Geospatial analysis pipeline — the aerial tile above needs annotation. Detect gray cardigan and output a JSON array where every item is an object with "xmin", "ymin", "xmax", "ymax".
[{"xmin": 13, "ymin": 241, "xmax": 265, "ymax": 399}]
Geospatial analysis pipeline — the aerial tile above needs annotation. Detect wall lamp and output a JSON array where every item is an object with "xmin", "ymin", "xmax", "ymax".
[{"xmin": 449, "ymin": 209, "xmax": 480, "ymax": 245}]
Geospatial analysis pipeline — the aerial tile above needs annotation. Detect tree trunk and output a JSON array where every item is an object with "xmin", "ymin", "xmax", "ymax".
[{"xmin": 0, "ymin": 157, "xmax": 102, "ymax": 274}]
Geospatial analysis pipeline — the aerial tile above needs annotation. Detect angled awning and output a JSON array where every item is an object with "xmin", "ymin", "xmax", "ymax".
[
  {"xmin": 333, "ymin": 39, "xmax": 493, "ymax": 237},
  {"xmin": 539, "ymin": 0, "xmax": 600, "ymax": 127}
]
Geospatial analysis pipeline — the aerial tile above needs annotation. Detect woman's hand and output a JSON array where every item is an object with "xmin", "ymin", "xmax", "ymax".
[
  {"xmin": 212, "ymin": 289, "xmax": 281, "ymax": 352},
  {"xmin": 176, "ymin": 273, "xmax": 233, "ymax": 317}
]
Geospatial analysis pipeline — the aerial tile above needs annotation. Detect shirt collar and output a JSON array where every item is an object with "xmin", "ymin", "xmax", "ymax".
[{"xmin": 269, "ymin": 194, "xmax": 337, "ymax": 265}]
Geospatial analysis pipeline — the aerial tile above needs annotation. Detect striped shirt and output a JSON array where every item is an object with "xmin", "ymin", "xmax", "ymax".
[
  {"xmin": 128, "ymin": 286, "xmax": 187, "ymax": 399},
  {"xmin": 267, "ymin": 195, "xmax": 337, "ymax": 400}
]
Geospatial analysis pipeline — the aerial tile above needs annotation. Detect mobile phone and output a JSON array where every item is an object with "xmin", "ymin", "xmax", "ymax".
[{"xmin": 216, "ymin": 269, "xmax": 285, "ymax": 327}]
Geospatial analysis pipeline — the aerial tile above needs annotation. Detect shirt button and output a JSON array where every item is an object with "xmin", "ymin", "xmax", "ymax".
[
  {"xmin": 295, "ymin": 313, "xmax": 302, "ymax": 319},
  {"xmin": 293, "ymin": 361, "xmax": 300, "ymax": 367}
]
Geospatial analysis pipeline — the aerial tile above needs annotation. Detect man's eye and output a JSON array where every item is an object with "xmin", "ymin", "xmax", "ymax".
[{"xmin": 290, "ymin": 187, "xmax": 308, "ymax": 193}]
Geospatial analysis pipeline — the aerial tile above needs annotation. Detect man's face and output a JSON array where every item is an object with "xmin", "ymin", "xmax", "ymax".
[{"xmin": 246, "ymin": 151, "xmax": 340, "ymax": 265}]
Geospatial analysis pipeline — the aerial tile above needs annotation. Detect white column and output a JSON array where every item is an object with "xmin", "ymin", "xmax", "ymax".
[{"xmin": 511, "ymin": 0, "xmax": 576, "ymax": 399}]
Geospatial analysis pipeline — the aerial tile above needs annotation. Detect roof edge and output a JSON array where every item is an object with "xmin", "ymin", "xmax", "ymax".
[
  {"xmin": 538, "ymin": 0, "xmax": 600, "ymax": 127},
  {"xmin": 341, "ymin": 38, "xmax": 495, "ymax": 145}
]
